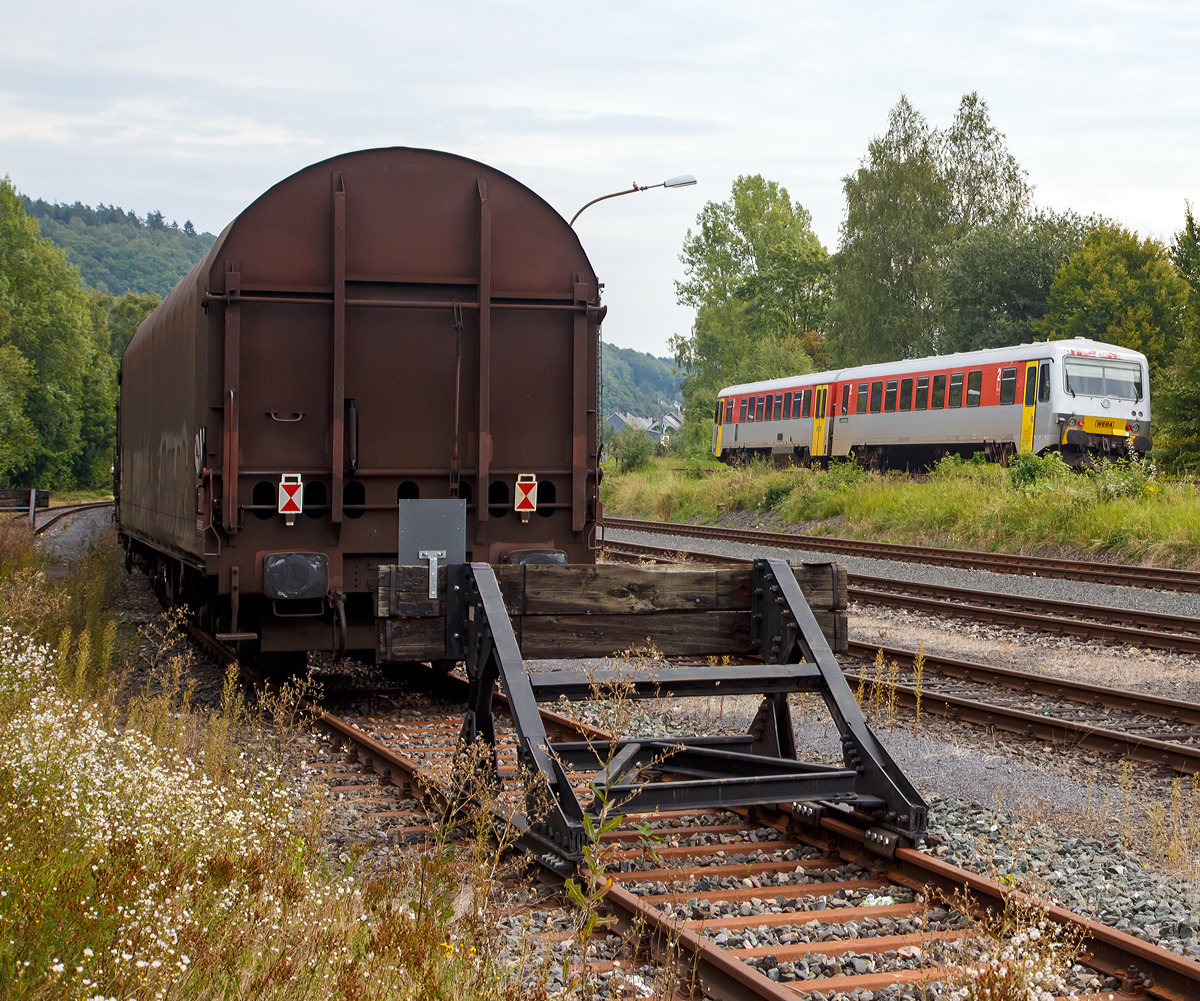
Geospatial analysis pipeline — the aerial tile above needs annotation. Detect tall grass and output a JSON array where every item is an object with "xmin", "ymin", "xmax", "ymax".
[
  {"xmin": 601, "ymin": 456, "xmax": 1200, "ymax": 565},
  {"xmin": 0, "ymin": 529, "xmax": 535, "ymax": 1000}
]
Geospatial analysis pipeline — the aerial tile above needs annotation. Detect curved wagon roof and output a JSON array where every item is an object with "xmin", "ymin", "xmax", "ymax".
[{"xmin": 128, "ymin": 146, "xmax": 598, "ymax": 356}]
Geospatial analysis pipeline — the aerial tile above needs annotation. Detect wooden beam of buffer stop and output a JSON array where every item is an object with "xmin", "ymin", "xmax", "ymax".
[{"xmin": 372, "ymin": 562, "xmax": 848, "ymax": 662}]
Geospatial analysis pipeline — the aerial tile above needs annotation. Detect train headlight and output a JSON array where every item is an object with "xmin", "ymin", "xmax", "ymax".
[
  {"xmin": 1068, "ymin": 417, "xmax": 1077, "ymax": 426},
  {"xmin": 1132, "ymin": 423, "xmax": 1140, "ymax": 433}
]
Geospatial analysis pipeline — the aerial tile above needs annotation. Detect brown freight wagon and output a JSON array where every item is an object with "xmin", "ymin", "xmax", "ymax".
[{"xmin": 118, "ymin": 148, "xmax": 604, "ymax": 669}]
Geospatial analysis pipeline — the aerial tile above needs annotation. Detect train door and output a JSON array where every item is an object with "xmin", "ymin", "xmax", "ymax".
[
  {"xmin": 811, "ymin": 384, "xmax": 829, "ymax": 457},
  {"xmin": 1019, "ymin": 362, "xmax": 1038, "ymax": 453}
]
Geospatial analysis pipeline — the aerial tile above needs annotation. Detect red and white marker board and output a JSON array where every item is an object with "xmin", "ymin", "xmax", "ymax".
[
  {"xmin": 514, "ymin": 473, "xmax": 537, "ymax": 513},
  {"xmin": 279, "ymin": 474, "xmax": 303, "ymax": 514}
]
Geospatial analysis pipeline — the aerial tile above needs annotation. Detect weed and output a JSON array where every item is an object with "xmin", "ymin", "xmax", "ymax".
[
  {"xmin": 0, "ymin": 530, "xmax": 536, "ymax": 1001},
  {"xmin": 945, "ymin": 886, "xmax": 1086, "ymax": 1001},
  {"xmin": 913, "ymin": 642, "xmax": 925, "ymax": 732},
  {"xmin": 886, "ymin": 658, "xmax": 899, "ymax": 731}
]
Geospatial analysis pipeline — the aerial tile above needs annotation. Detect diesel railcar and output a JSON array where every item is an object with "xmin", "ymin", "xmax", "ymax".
[
  {"xmin": 713, "ymin": 339, "xmax": 1151, "ymax": 469},
  {"xmin": 117, "ymin": 148, "xmax": 604, "ymax": 668}
]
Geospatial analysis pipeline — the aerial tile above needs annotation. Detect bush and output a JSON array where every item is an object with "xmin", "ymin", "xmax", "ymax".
[
  {"xmin": 1087, "ymin": 453, "xmax": 1161, "ymax": 500},
  {"xmin": 1007, "ymin": 450, "xmax": 1071, "ymax": 488},
  {"xmin": 759, "ymin": 481, "xmax": 792, "ymax": 510},
  {"xmin": 818, "ymin": 460, "xmax": 868, "ymax": 491},
  {"xmin": 607, "ymin": 426, "xmax": 654, "ymax": 473}
]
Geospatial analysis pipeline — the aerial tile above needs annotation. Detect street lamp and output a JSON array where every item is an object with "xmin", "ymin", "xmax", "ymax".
[{"xmin": 569, "ymin": 174, "xmax": 697, "ymax": 226}]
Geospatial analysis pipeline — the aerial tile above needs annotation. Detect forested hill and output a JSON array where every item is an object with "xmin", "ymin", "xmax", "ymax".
[
  {"xmin": 602, "ymin": 343, "xmax": 681, "ymax": 417},
  {"xmin": 22, "ymin": 198, "xmax": 217, "ymax": 296}
]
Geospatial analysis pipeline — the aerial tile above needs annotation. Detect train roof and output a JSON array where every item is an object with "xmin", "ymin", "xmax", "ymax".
[
  {"xmin": 717, "ymin": 338, "xmax": 1149, "ymax": 397},
  {"xmin": 125, "ymin": 146, "xmax": 598, "ymax": 360}
]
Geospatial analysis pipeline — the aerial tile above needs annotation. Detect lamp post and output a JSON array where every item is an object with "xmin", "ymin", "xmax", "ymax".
[{"xmin": 569, "ymin": 174, "xmax": 697, "ymax": 227}]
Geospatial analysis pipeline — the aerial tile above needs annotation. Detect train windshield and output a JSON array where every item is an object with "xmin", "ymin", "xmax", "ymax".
[{"xmin": 1063, "ymin": 358, "xmax": 1143, "ymax": 400}]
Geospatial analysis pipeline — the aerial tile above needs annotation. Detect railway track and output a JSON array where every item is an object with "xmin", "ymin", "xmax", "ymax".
[
  {"xmin": 187, "ymin": 625, "xmax": 1200, "ymax": 999},
  {"xmin": 602, "ymin": 539, "xmax": 1200, "ymax": 777},
  {"xmin": 603, "ymin": 517, "xmax": 1200, "ymax": 595},
  {"xmin": 32, "ymin": 499, "xmax": 112, "ymax": 535},
  {"xmin": 844, "ymin": 640, "xmax": 1200, "ymax": 776},
  {"xmin": 601, "ymin": 538, "xmax": 1200, "ymax": 657}
]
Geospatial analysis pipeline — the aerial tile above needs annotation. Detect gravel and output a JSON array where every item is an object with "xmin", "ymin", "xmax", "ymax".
[
  {"xmin": 34, "ymin": 507, "xmax": 114, "ymax": 563},
  {"xmin": 602, "ymin": 524, "xmax": 1200, "ymax": 619},
  {"xmin": 925, "ymin": 794, "xmax": 1200, "ymax": 959},
  {"xmin": 849, "ymin": 602, "xmax": 1200, "ymax": 703}
]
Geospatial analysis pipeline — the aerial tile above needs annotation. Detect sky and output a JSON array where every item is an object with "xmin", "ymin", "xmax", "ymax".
[{"xmin": 2, "ymin": 1, "xmax": 1198, "ymax": 357}]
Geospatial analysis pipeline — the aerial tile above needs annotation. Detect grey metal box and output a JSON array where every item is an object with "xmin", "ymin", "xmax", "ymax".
[{"xmin": 397, "ymin": 499, "xmax": 466, "ymax": 565}]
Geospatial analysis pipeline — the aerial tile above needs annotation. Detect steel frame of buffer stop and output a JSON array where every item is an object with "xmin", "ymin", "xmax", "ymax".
[{"xmin": 453, "ymin": 557, "xmax": 927, "ymax": 866}]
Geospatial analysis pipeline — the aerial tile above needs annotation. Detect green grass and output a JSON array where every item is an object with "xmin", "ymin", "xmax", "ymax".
[
  {"xmin": 600, "ymin": 455, "xmax": 1200, "ymax": 567},
  {"xmin": 46, "ymin": 488, "xmax": 113, "ymax": 506}
]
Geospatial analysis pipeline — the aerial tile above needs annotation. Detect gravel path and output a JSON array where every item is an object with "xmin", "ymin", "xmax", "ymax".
[{"xmin": 602, "ymin": 525, "xmax": 1200, "ymax": 619}]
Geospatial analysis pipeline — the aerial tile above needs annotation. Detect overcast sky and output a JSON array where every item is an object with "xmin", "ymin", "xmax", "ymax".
[{"xmin": 2, "ymin": 1, "xmax": 1197, "ymax": 357}]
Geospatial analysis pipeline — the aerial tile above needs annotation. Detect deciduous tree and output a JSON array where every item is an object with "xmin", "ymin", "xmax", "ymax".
[
  {"xmin": 828, "ymin": 93, "xmax": 1030, "ymax": 364},
  {"xmin": 940, "ymin": 211, "xmax": 1095, "ymax": 354},
  {"xmin": 1152, "ymin": 202, "xmax": 1200, "ymax": 469},
  {"xmin": 671, "ymin": 175, "xmax": 826, "ymax": 449},
  {"xmin": 1032, "ymin": 224, "xmax": 1190, "ymax": 376}
]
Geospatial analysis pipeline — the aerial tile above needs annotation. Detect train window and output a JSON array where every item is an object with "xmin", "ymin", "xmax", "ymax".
[
  {"xmin": 488, "ymin": 480, "xmax": 509, "ymax": 518},
  {"xmin": 343, "ymin": 480, "xmax": 366, "ymax": 519},
  {"xmin": 870, "ymin": 381, "xmax": 883, "ymax": 413},
  {"xmin": 1038, "ymin": 363, "xmax": 1051, "ymax": 403},
  {"xmin": 856, "ymin": 383, "xmax": 868, "ymax": 414},
  {"xmin": 756, "ymin": 396, "xmax": 765, "ymax": 421},
  {"xmin": 715, "ymin": 400, "xmax": 723, "ymax": 425},
  {"xmin": 841, "ymin": 384, "xmax": 850, "ymax": 414},
  {"xmin": 932, "ymin": 374, "xmax": 946, "ymax": 408},
  {"xmin": 1000, "ymin": 367, "xmax": 1017, "ymax": 405},
  {"xmin": 899, "ymin": 378, "xmax": 913, "ymax": 411},
  {"xmin": 726, "ymin": 399, "xmax": 735, "ymax": 423},
  {"xmin": 252, "ymin": 480, "xmax": 275, "ymax": 520},
  {"xmin": 536, "ymin": 479, "xmax": 555, "ymax": 518},
  {"xmin": 966, "ymin": 370, "xmax": 982, "ymax": 407},
  {"xmin": 1064, "ymin": 357, "xmax": 1143, "ymax": 400},
  {"xmin": 884, "ymin": 379, "xmax": 897, "ymax": 412},
  {"xmin": 774, "ymin": 393, "xmax": 783, "ymax": 420},
  {"xmin": 397, "ymin": 481, "xmax": 419, "ymax": 500},
  {"xmin": 1024, "ymin": 367, "xmax": 1037, "ymax": 407},
  {"xmin": 915, "ymin": 376, "xmax": 929, "ymax": 410},
  {"xmin": 802, "ymin": 388, "xmax": 812, "ymax": 418},
  {"xmin": 303, "ymin": 480, "xmax": 326, "ymax": 520},
  {"xmin": 949, "ymin": 373, "xmax": 964, "ymax": 408},
  {"xmin": 740, "ymin": 398, "xmax": 747, "ymax": 422},
  {"xmin": 783, "ymin": 391, "xmax": 792, "ymax": 418}
]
